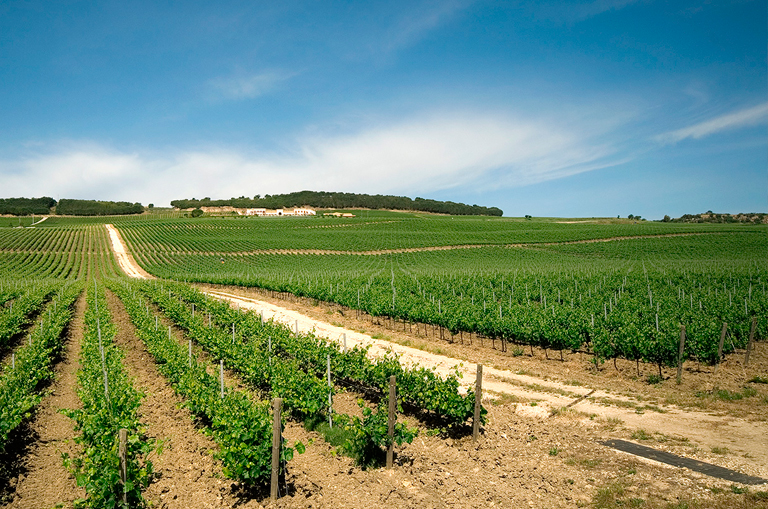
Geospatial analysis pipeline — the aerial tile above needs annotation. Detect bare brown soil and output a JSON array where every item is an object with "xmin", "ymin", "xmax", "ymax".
[
  {"xmin": 105, "ymin": 289, "xmax": 251, "ymax": 508},
  {"xmin": 3, "ymin": 294, "xmax": 86, "ymax": 508},
  {"xmin": 278, "ymin": 399, "xmax": 767, "ymax": 509}
]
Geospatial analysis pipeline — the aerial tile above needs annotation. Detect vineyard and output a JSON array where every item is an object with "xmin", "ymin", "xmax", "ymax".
[
  {"xmin": 116, "ymin": 216, "xmax": 767, "ymax": 377},
  {"xmin": 0, "ymin": 212, "xmax": 766, "ymax": 508}
]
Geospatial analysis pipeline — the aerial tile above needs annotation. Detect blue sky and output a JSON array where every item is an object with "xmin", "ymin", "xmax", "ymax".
[{"xmin": 0, "ymin": 0, "xmax": 765, "ymax": 218}]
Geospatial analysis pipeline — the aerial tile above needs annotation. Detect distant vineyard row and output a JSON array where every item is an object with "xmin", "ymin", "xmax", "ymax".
[{"xmin": 128, "ymin": 227, "xmax": 767, "ymax": 371}]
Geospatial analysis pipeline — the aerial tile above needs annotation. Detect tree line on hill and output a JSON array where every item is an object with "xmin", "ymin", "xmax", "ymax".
[
  {"xmin": 0, "ymin": 197, "xmax": 144, "ymax": 216},
  {"xmin": 0, "ymin": 197, "xmax": 56, "ymax": 215},
  {"xmin": 171, "ymin": 191, "xmax": 504, "ymax": 216},
  {"xmin": 661, "ymin": 211, "xmax": 767, "ymax": 224}
]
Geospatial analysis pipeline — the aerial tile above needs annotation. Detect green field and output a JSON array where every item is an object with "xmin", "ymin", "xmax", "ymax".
[
  {"xmin": 0, "ymin": 210, "xmax": 766, "ymax": 500},
  {"xmin": 1, "ymin": 212, "xmax": 766, "ymax": 371}
]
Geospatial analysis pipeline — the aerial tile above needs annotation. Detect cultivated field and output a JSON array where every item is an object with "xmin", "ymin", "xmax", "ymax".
[{"xmin": 0, "ymin": 212, "xmax": 766, "ymax": 508}]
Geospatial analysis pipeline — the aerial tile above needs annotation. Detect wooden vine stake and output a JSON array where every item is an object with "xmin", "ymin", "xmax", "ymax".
[
  {"xmin": 271, "ymin": 398, "xmax": 283, "ymax": 501},
  {"xmin": 745, "ymin": 317, "xmax": 757, "ymax": 366},
  {"xmin": 118, "ymin": 428, "xmax": 128, "ymax": 504},
  {"xmin": 676, "ymin": 325, "xmax": 686, "ymax": 385},
  {"xmin": 714, "ymin": 323, "xmax": 727, "ymax": 374},
  {"xmin": 327, "ymin": 354, "xmax": 333, "ymax": 428},
  {"xmin": 387, "ymin": 375, "xmax": 396, "ymax": 468},
  {"xmin": 473, "ymin": 364, "xmax": 483, "ymax": 441},
  {"xmin": 219, "ymin": 360, "xmax": 224, "ymax": 399}
]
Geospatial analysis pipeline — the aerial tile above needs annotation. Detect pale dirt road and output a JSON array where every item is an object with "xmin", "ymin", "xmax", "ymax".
[
  {"xmin": 204, "ymin": 289, "xmax": 768, "ymax": 477},
  {"xmin": 105, "ymin": 224, "xmax": 155, "ymax": 279},
  {"xmin": 105, "ymin": 224, "xmax": 768, "ymax": 479}
]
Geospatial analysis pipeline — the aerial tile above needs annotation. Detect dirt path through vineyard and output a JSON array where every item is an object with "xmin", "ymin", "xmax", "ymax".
[
  {"xmin": 105, "ymin": 224, "xmax": 155, "ymax": 279},
  {"xmin": 202, "ymin": 288, "xmax": 768, "ymax": 480}
]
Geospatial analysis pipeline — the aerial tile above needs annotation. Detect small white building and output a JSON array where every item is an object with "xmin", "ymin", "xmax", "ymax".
[
  {"xmin": 243, "ymin": 206, "xmax": 315, "ymax": 217},
  {"xmin": 290, "ymin": 207, "xmax": 316, "ymax": 216}
]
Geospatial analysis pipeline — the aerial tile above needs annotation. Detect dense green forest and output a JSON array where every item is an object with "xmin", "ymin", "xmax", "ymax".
[
  {"xmin": 0, "ymin": 197, "xmax": 56, "ymax": 215},
  {"xmin": 55, "ymin": 199, "xmax": 144, "ymax": 216},
  {"xmin": 0, "ymin": 197, "xmax": 145, "ymax": 216},
  {"xmin": 171, "ymin": 191, "xmax": 504, "ymax": 216}
]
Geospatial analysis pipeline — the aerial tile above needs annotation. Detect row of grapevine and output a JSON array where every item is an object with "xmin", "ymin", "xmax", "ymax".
[
  {"xmin": 160, "ymin": 236, "xmax": 764, "ymax": 373},
  {"xmin": 129, "ymin": 279, "xmax": 432, "ymax": 467},
  {"xmin": 115, "ymin": 215, "xmax": 754, "ymax": 254},
  {"xmin": 128, "ymin": 279, "xmax": 423, "ymax": 466},
  {"xmin": 155, "ymin": 280, "xmax": 482, "ymax": 429},
  {"xmin": 107, "ymin": 279, "xmax": 283, "ymax": 485},
  {"xmin": 0, "ymin": 280, "xmax": 62, "ymax": 353},
  {"xmin": 136, "ymin": 281, "xmax": 331, "ymax": 421},
  {"xmin": 0, "ymin": 281, "xmax": 81, "ymax": 451},
  {"xmin": 63, "ymin": 283, "xmax": 153, "ymax": 508},
  {"xmin": 0, "ymin": 224, "xmax": 124, "ymax": 281}
]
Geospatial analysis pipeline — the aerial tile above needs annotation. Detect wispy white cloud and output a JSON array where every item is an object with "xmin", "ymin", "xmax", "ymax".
[
  {"xmin": 573, "ymin": 0, "xmax": 643, "ymax": 20},
  {"xmin": 382, "ymin": 0, "xmax": 470, "ymax": 53},
  {"xmin": 537, "ymin": 0, "xmax": 644, "ymax": 24},
  {"xmin": 0, "ymin": 111, "xmax": 626, "ymax": 206},
  {"xmin": 657, "ymin": 102, "xmax": 768, "ymax": 144},
  {"xmin": 208, "ymin": 70, "xmax": 294, "ymax": 100}
]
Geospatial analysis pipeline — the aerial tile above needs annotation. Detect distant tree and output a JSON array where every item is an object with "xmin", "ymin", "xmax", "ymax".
[
  {"xmin": 662, "ymin": 215, "xmax": 671, "ymax": 222},
  {"xmin": 628, "ymin": 214, "xmax": 634, "ymax": 220},
  {"xmin": 56, "ymin": 199, "xmax": 143, "ymax": 216},
  {"xmin": 148, "ymin": 203, "xmax": 154, "ymax": 209},
  {"xmin": 0, "ymin": 197, "xmax": 56, "ymax": 215},
  {"xmin": 191, "ymin": 208, "xmax": 204, "ymax": 217},
  {"xmin": 524, "ymin": 214, "xmax": 532, "ymax": 220}
]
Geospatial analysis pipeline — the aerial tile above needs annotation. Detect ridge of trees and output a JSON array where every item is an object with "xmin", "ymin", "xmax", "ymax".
[
  {"xmin": 0, "ymin": 197, "xmax": 145, "ymax": 216},
  {"xmin": 662, "ymin": 211, "xmax": 767, "ymax": 224},
  {"xmin": 0, "ymin": 197, "xmax": 56, "ymax": 215},
  {"xmin": 171, "ymin": 191, "xmax": 503, "ymax": 216},
  {"xmin": 56, "ymin": 199, "xmax": 144, "ymax": 216}
]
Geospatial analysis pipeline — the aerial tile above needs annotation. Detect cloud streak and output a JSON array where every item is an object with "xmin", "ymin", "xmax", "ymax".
[
  {"xmin": 0, "ymin": 111, "xmax": 627, "ymax": 207},
  {"xmin": 657, "ymin": 102, "xmax": 768, "ymax": 144},
  {"xmin": 208, "ymin": 70, "xmax": 294, "ymax": 100},
  {"xmin": 382, "ymin": 0, "xmax": 471, "ymax": 53},
  {"xmin": 537, "ymin": 0, "xmax": 644, "ymax": 24}
]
